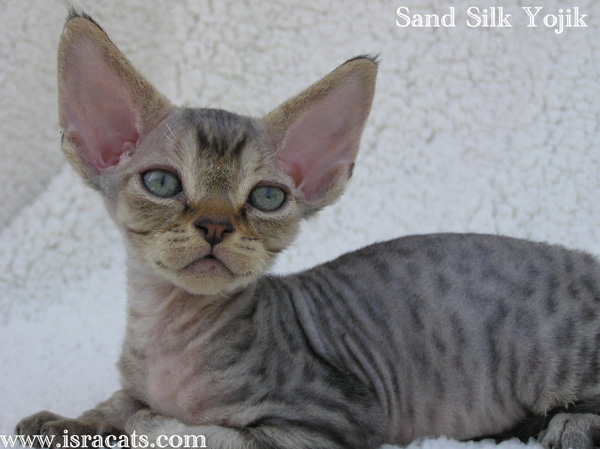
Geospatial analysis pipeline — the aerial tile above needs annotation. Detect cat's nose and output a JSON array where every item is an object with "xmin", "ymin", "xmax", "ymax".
[{"xmin": 194, "ymin": 218, "xmax": 234, "ymax": 246}]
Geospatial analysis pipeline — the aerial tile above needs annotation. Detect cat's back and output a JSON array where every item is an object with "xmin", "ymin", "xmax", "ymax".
[
  {"xmin": 280, "ymin": 233, "xmax": 600, "ymax": 443},
  {"xmin": 291, "ymin": 232, "xmax": 600, "ymax": 322}
]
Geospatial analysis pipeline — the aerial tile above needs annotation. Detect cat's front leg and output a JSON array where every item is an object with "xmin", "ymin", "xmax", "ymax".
[
  {"xmin": 15, "ymin": 390, "xmax": 144, "ymax": 448},
  {"xmin": 126, "ymin": 409, "xmax": 344, "ymax": 449}
]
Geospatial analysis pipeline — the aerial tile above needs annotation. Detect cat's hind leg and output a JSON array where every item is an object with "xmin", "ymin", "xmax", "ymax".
[
  {"xmin": 482, "ymin": 396, "xmax": 600, "ymax": 447},
  {"xmin": 538, "ymin": 413, "xmax": 600, "ymax": 449}
]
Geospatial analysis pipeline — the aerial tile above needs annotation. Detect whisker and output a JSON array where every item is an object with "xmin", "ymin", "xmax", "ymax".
[
  {"xmin": 164, "ymin": 122, "xmax": 186, "ymax": 152},
  {"xmin": 166, "ymin": 122, "xmax": 176, "ymax": 139},
  {"xmin": 163, "ymin": 131, "xmax": 175, "ymax": 144}
]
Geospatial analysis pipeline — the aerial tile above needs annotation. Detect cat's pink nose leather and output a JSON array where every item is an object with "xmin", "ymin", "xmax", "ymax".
[{"xmin": 194, "ymin": 219, "xmax": 234, "ymax": 246}]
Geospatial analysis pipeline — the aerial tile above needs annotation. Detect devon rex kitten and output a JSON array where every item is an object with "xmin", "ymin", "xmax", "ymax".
[{"xmin": 16, "ymin": 10, "xmax": 600, "ymax": 449}]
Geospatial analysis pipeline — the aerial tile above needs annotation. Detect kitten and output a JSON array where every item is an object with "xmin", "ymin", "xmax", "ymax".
[{"xmin": 16, "ymin": 10, "xmax": 600, "ymax": 449}]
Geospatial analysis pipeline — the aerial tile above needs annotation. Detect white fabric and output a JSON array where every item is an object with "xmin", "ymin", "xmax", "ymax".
[{"xmin": 1, "ymin": 1, "xmax": 599, "ymax": 448}]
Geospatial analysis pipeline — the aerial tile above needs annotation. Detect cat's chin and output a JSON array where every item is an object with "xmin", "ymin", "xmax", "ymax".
[
  {"xmin": 173, "ymin": 274, "xmax": 256, "ymax": 296},
  {"xmin": 155, "ymin": 257, "xmax": 257, "ymax": 296}
]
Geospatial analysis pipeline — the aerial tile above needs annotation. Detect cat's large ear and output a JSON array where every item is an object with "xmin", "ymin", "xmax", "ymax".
[
  {"xmin": 57, "ymin": 10, "xmax": 172, "ymax": 188},
  {"xmin": 263, "ymin": 56, "xmax": 377, "ymax": 216}
]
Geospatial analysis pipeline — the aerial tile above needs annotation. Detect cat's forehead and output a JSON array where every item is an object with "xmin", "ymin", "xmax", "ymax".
[
  {"xmin": 180, "ymin": 108, "xmax": 260, "ymax": 161},
  {"xmin": 164, "ymin": 107, "xmax": 271, "ymax": 170},
  {"xmin": 154, "ymin": 107, "xmax": 282, "ymax": 200}
]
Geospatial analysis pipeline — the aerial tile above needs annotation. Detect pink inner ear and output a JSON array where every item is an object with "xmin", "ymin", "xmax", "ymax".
[
  {"xmin": 60, "ymin": 38, "xmax": 139, "ymax": 173},
  {"xmin": 277, "ymin": 78, "xmax": 366, "ymax": 202}
]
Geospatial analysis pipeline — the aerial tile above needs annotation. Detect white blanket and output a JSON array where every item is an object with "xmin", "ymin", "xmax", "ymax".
[{"xmin": 1, "ymin": 1, "xmax": 599, "ymax": 448}]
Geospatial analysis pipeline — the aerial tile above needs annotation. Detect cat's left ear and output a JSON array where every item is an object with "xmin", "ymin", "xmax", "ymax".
[{"xmin": 263, "ymin": 56, "xmax": 377, "ymax": 216}]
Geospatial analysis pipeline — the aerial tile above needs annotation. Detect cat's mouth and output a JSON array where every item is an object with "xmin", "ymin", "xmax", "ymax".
[
  {"xmin": 154, "ymin": 253, "xmax": 234, "ymax": 277},
  {"xmin": 179, "ymin": 254, "xmax": 234, "ymax": 276}
]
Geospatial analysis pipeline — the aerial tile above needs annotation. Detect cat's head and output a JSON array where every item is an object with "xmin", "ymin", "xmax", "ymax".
[{"xmin": 57, "ymin": 11, "xmax": 377, "ymax": 296}]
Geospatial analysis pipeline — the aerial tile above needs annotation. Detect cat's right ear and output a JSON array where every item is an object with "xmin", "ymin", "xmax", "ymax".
[{"xmin": 57, "ymin": 11, "xmax": 172, "ymax": 188}]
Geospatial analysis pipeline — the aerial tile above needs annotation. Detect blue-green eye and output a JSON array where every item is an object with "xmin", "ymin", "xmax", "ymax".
[
  {"xmin": 142, "ymin": 170, "xmax": 181, "ymax": 197},
  {"xmin": 248, "ymin": 186, "xmax": 286, "ymax": 212}
]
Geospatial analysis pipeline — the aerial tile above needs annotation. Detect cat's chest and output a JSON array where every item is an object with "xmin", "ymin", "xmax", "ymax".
[
  {"xmin": 145, "ymin": 348, "xmax": 202, "ymax": 422},
  {"xmin": 141, "ymin": 332, "xmax": 252, "ymax": 426},
  {"xmin": 123, "ymin": 287, "xmax": 263, "ymax": 425},
  {"xmin": 127, "ymin": 299, "xmax": 218, "ymax": 423}
]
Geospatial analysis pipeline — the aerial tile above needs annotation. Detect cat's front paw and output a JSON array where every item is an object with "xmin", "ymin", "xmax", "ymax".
[
  {"xmin": 16, "ymin": 411, "xmax": 124, "ymax": 449},
  {"xmin": 16, "ymin": 411, "xmax": 64, "ymax": 447},
  {"xmin": 538, "ymin": 413, "xmax": 600, "ymax": 449}
]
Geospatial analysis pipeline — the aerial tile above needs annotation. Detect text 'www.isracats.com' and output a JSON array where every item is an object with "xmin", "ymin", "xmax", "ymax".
[{"xmin": 0, "ymin": 431, "xmax": 207, "ymax": 449}]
